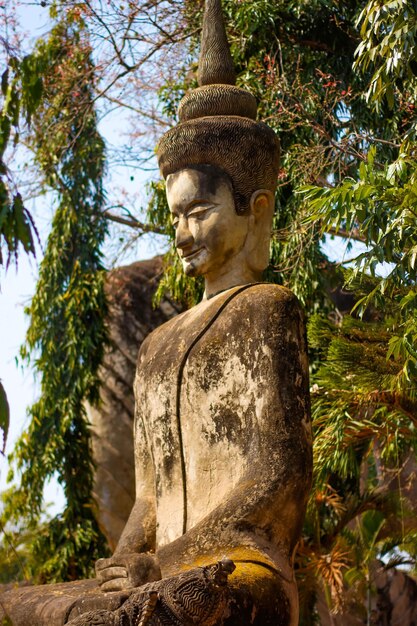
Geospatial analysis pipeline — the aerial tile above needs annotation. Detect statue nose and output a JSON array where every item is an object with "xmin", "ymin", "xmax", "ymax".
[{"xmin": 175, "ymin": 217, "xmax": 194, "ymax": 250}]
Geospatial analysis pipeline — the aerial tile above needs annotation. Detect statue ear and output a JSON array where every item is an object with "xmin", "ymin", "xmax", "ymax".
[
  {"xmin": 245, "ymin": 189, "xmax": 274, "ymax": 273},
  {"xmin": 250, "ymin": 189, "xmax": 274, "ymax": 220}
]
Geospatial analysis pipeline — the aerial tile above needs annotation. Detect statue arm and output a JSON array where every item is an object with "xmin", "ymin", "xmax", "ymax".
[
  {"xmin": 114, "ymin": 402, "xmax": 157, "ymax": 555},
  {"xmin": 96, "ymin": 399, "xmax": 159, "ymax": 591},
  {"xmin": 159, "ymin": 289, "xmax": 312, "ymax": 581},
  {"xmin": 157, "ymin": 443, "xmax": 310, "ymax": 583}
]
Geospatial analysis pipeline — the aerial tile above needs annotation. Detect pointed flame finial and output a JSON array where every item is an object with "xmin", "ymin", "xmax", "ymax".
[
  {"xmin": 198, "ymin": 0, "xmax": 236, "ymax": 86},
  {"xmin": 157, "ymin": 0, "xmax": 280, "ymax": 216}
]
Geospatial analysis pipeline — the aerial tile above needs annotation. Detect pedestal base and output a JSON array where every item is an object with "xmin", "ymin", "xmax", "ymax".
[{"xmin": 0, "ymin": 560, "xmax": 296, "ymax": 626}]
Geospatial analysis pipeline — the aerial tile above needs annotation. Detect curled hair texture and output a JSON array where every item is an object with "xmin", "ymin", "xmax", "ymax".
[
  {"xmin": 179, "ymin": 85, "xmax": 257, "ymax": 122},
  {"xmin": 158, "ymin": 116, "xmax": 280, "ymax": 215}
]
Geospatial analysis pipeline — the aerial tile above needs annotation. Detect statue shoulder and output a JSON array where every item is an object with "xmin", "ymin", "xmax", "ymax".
[
  {"xmin": 137, "ymin": 283, "xmax": 303, "ymax": 364},
  {"xmin": 232, "ymin": 282, "xmax": 303, "ymax": 317},
  {"xmin": 245, "ymin": 282, "xmax": 299, "ymax": 302},
  {"xmin": 136, "ymin": 298, "xmax": 211, "ymax": 363}
]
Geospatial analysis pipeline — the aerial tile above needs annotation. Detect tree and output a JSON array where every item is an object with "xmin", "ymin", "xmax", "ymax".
[
  {"xmin": 0, "ymin": 0, "xmax": 189, "ymax": 581},
  {"xmin": 0, "ymin": 0, "xmax": 416, "ymax": 621},
  {"xmin": 296, "ymin": 0, "xmax": 417, "ymax": 621}
]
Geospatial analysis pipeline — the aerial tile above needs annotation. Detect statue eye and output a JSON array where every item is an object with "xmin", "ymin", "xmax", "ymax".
[
  {"xmin": 187, "ymin": 204, "xmax": 215, "ymax": 219},
  {"xmin": 172, "ymin": 217, "xmax": 179, "ymax": 229}
]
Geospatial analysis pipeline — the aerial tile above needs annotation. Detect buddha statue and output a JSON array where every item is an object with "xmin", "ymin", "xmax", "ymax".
[
  {"xmin": 94, "ymin": 0, "xmax": 312, "ymax": 622},
  {"xmin": 0, "ymin": 0, "xmax": 311, "ymax": 624}
]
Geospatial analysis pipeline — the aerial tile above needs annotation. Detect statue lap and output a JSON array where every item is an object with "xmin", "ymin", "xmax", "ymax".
[
  {"xmin": 0, "ymin": 564, "xmax": 293, "ymax": 625},
  {"xmin": 0, "ymin": 284, "xmax": 310, "ymax": 625}
]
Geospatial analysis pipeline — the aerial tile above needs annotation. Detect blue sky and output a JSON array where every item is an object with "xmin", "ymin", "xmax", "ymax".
[{"xmin": 0, "ymin": 2, "xmax": 166, "ymax": 514}]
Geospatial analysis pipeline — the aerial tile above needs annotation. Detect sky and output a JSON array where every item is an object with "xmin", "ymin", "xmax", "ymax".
[
  {"xmin": 0, "ymin": 2, "xmax": 53, "ymax": 509},
  {"xmin": 0, "ymin": 2, "xmax": 166, "ymax": 515}
]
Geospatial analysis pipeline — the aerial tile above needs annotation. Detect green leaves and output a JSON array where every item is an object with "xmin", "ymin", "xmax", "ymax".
[
  {"xmin": 0, "ymin": 49, "xmax": 47, "ymax": 270},
  {"xmin": 0, "ymin": 381, "xmax": 10, "ymax": 455},
  {"xmin": 19, "ymin": 55, "xmax": 45, "ymax": 123},
  {"xmin": 4, "ymin": 16, "xmax": 110, "ymax": 582},
  {"xmin": 310, "ymin": 312, "xmax": 417, "ymax": 481},
  {"xmin": 301, "ymin": 136, "xmax": 417, "ymax": 508},
  {"xmin": 300, "ymin": 142, "xmax": 417, "ymax": 299},
  {"xmin": 0, "ymin": 191, "xmax": 37, "ymax": 266},
  {"xmin": 354, "ymin": 0, "xmax": 417, "ymax": 110}
]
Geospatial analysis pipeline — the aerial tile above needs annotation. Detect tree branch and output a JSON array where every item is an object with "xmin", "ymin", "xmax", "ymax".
[
  {"xmin": 105, "ymin": 210, "xmax": 166, "ymax": 235},
  {"xmin": 328, "ymin": 226, "xmax": 366, "ymax": 244}
]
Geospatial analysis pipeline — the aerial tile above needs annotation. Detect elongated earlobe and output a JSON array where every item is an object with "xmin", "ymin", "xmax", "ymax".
[{"xmin": 244, "ymin": 189, "xmax": 274, "ymax": 274}]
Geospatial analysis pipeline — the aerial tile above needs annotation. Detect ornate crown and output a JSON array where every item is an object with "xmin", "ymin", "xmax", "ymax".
[{"xmin": 157, "ymin": 0, "xmax": 280, "ymax": 215}]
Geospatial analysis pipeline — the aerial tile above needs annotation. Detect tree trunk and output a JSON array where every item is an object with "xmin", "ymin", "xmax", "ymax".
[{"xmin": 86, "ymin": 256, "xmax": 181, "ymax": 550}]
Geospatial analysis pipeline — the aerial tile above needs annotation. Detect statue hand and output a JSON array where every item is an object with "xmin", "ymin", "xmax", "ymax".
[{"xmin": 95, "ymin": 552, "xmax": 161, "ymax": 592}]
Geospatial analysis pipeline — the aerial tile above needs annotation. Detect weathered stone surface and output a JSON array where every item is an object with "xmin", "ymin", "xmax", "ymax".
[
  {"xmin": 374, "ymin": 565, "xmax": 417, "ymax": 624},
  {"xmin": 0, "ymin": 282, "xmax": 311, "ymax": 625},
  {"xmin": 0, "ymin": 1, "xmax": 312, "ymax": 623},
  {"xmin": 0, "ymin": 259, "xmax": 182, "ymax": 625},
  {"xmin": 0, "ymin": 579, "xmax": 103, "ymax": 626},
  {"xmin": 66, "ymin": 560, "xmax": 236, "ymax": 626},
  {"xmin": 97, "ymin": 282, "xmax": 312, "ymax": 625},
  {"xmin": 88, "ymin": 256, "xmax": 181, "ymax": 549},
  {"xmin": 135, "ymin": 283, "xmax": 311, "ymax": 554}
]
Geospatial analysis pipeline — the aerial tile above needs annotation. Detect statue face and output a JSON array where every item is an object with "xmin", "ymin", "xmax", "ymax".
[{"xmin": 166, "ymin": 168, "xmax": 250, "ymax": 280}]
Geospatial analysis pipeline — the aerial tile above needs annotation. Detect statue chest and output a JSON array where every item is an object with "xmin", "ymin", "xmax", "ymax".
[{"xmin": 134, "ymin": 286, "xmax": 274, "ymax": 547}]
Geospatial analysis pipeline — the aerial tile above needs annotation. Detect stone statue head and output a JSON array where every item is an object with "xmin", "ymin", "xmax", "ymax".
[{"xmin": 157, "ymin": 0, "xmax": 280, "ymax": 296}]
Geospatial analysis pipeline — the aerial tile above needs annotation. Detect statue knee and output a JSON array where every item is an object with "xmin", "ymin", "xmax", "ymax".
[{"xmin": 226, "ymin": 561, "xmax": 297, "ymax": 626}]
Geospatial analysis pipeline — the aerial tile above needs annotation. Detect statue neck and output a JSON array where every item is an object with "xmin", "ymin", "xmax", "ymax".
[{"xmin": 203, "ymin": 264, "xmax": 262, "ymax": 299}]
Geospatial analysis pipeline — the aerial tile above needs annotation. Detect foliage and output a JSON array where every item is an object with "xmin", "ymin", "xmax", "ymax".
[
  {"xmin": 0, "ymin": 381, "xmax": 9, "ymax": 454},
  {"xmin": 0, "ymin": 43, "xmax": 46, "ymax": 454},
  {"xmin": 354, "ymin": 0, "xmax": 417, "ymax": 111},
  {"xmin": 310, "ymin": 313, "xmax": 417, "ymax": 484},
  {"xmin": 3, "ymin": 11, "xmax": 110, "ymax": 581},
  {"xmin": 0, "ymin": 0, "xmax": 191, "ymax": 583},
  {"xmin": 294, "ymin": 0, "xmax": 417, "ymax": 620},
  {"xmin": 0, "ymin": 0, "xmax": 416, "ymax": 620},
  {"xmin": 157, "ymin": 0, "xmax": 368, "ymax": 310},
  {"xmin": 0, "ymin": 488, "xmax": 43, "ymax": 584},
  {"xmin": 301, "ymin": 144, "xmax": 417, "ymax": 383},
  {"xmin": 0, "ymin": 51, "xmax": 44, "ymax": 269}
]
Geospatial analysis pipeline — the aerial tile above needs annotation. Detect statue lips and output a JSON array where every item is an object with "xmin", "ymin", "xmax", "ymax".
[
  {"xmin": 181, "ymin": 247, "xmax": 204, "ymax": 261},
  {"xmin": 180, "ymin": 246, "xmax": 208, "ymax": 275}
]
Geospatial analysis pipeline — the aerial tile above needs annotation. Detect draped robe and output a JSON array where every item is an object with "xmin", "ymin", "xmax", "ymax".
[
  {"xmin": 0, "ymin": 282, "xmax": 312, "ymax": 626},
  {"xmin": 131, "ymin": 282, "xmax": 312, "ymax": 624}
]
